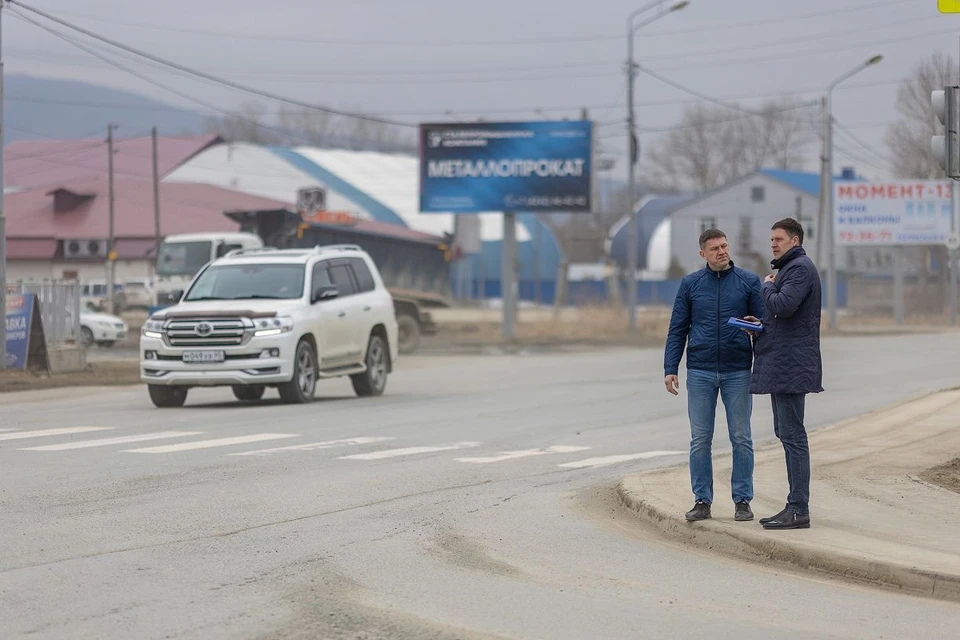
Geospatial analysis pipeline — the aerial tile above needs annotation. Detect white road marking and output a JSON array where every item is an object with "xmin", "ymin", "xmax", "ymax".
[
  {"xmin": 21, "ymin": 431, "xmax": 205, "ymax": 451},
  {"xmin": 455, "ymin": 445, "xmax": 591, "ymax": 464},
  {"xmin": 124, "ymin": 433, "xmax": 300, "ymax": 454},
  {"xmin": 230, "ymin": 437, "xmax": 396, "ymax": 457},
  {"xmin": 558, "ymin": 451, "xmax": 685, "ymax": 469},
  {"xmin": 0, "ymin": 427, "xmax": 113, "ymax": 442},
  {"xmin": 0, "ymin": 429, "xmax": 19, "ymax": 432},
  {"xmin": 340, "ymin": 441, "xmax": 482, "ymax": 461}
]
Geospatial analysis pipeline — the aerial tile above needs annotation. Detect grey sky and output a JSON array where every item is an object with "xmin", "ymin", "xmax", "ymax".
[{"xmin": 5, "ymin": 0, "xmax": 960, "ymax": 180}]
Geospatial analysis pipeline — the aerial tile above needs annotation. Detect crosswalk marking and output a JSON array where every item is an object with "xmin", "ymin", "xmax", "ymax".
[
  {"xmin": 21, "ymin": 431, "xmax": 205, "ymax": 451},
  {"xmin": 558, "ymin": 451, "xmax": 685, "ymax": 469},
  {"xmin": 455, "ymin": 445, "xmax": 591, "ymax": 464},
  {"xmin": 0, "ymin": 427, "xmax": 113, "ymax": 442},
  {"xmin": 340, "ymin": 441, "xmax": 482, "ymax": 461},
  {"xmin": 124, "ymin": 433, "xmax": 300, "ymax": 454},
  {"xmin": 230, "ymin": 437, "xmax": 395, "ymax": 457}
]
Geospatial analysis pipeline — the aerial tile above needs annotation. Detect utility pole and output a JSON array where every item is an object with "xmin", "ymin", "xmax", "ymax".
[
  {"xmin": 106, "ymin": 123, "xmax": 117, "ymax": 315},
  {"xmin": 152, "ymin": 127, "xmax": 161, "ymax": 269},
  {"xmin": 0, "ymin": 0, "xmax": 7, "ymax": 370},
  {"xmin": 625, "ymin": 1, "xmax": 689, "ymax": 330}
]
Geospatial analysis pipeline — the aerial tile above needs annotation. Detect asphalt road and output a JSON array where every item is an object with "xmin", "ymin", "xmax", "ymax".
[{"xmin": 2, "ymin": 334, "xmax": 960, "ymax": 639}]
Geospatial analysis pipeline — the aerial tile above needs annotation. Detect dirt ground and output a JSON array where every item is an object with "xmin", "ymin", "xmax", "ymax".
[
  {"xmin": 0, "ymin": 362, "xmax": 141, "ymax": 394},
  {"xmin": 919, "ymin": 458, "xmax": 960, "ymax": 495}
]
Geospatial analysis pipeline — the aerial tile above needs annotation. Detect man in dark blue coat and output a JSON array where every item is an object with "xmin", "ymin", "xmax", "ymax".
[
  {"xmin": 664, "ymin": 228, "xmax": 764, "ymax": 523},
  {"xmin": 743, "ymin": 217, "xmax": 823, "ymax": 531}
]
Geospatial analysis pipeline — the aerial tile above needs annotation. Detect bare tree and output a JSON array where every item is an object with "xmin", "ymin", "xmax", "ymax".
[
  {"xmin": 640, "ymin": 99, "xmax": 817, "ymax": 192},
  {"xmin": 885, "ymin": 50, "xmax": 958, "ymax": 179},
  {"xmin": 203, "ymin": 101, "xmax": 282, "ymax": 145}
]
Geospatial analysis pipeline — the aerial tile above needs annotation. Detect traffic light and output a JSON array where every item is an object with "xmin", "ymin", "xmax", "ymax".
[{"xmin": 931, "ymin": 86, "xmax": 960, "ymax": 178}]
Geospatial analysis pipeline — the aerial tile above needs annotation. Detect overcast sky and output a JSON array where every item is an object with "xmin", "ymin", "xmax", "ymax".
[{"xmin": 4, "ymin": 0, "xmax": 960, "ymax": 180}]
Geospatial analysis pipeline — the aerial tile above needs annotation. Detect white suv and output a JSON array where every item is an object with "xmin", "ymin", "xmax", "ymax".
[{"xmin": 139, "ymin": 245, "xmax": 399, "ymax": 408}]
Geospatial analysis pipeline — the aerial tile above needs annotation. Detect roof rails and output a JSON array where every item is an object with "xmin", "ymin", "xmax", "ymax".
[
  {"xmin": 223, "ymin": 247, "xmax": 279, "ymax": 258},
  {"xmin": 313, "ymin": 244, "xmax": 362, "ymax": 253}
]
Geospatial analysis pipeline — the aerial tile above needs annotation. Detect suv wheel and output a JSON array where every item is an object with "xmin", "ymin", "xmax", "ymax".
[
  {"xmin": 232, "ymin": 385, "xmax": 265, "ymax": 402},
  {"xmin": 148, "ymin": 385, "xmax": 188, "ymax": 408},
  {"xmin": 278, "ymin": 340, "xmax": 317, "ymax": 404},
  {"xmin": 351, "ymin": 334, "xmax": 388, "ymax": 397},
  {"xmin": 397, "ymin": 314, "xmax": 420, "ymax": 354}
]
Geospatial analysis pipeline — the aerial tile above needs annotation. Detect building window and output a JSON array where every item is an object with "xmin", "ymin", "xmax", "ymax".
[
  {"xmin": 739, "ymin": 217, "xmax": 752, "ymax": 251},
  {"xmin": 751, "ymin": 186, "xmax": 765, "ymax": 202},
  {"xmin": 699, "ymin": 217, "xmax": 717, "ymax": 234}
]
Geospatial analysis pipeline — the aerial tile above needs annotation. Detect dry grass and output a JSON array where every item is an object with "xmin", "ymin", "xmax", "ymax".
[
  {"xmin": 0, "ymin": 361, "xmax": 141, "ymax": 394},
  {"xmin": 430, "ymin": 305, "xmax": 670, "ymax": 348}
]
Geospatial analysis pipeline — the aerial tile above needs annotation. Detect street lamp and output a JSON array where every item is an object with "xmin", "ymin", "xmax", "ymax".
[
  {"xmin": 822, "ymin": 54, "xmax": 883, "ymax": 330},
  {"xmin": 626, "ymin": 1, "xmax": 689, "ymax": 330}
]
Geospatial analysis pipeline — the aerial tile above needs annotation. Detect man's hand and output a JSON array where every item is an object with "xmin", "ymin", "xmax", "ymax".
[
  {"xmin": 741, "ymin": 315, "xmax": 761, "ymax": 338},
  {"xmin": 764, "ymin": 273, "xmax": 776, "ymax": 284},
  {"xmin": 665, "ymin": 375, "xmax": 679, "ymax": 396}
]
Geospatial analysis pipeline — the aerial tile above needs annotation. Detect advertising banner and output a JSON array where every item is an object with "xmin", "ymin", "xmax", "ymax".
[
  {"xmin": 834, "ymin": 180, "xmax": 954, "ymax": 245},
  {"xmin": 5, "ymin": 293, "xmax": 35, "ymax": 371},
  {"xmin": 419, "ymin": 121, "xmax": 593, "ymax": 213}
]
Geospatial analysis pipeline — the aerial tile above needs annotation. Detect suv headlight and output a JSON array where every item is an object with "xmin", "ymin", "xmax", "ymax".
[
  {"xmin": 254, "ymin": 316, "xmax": 294, "ymax": 337},
  {"xmin": 142, "ymin": 319, "xmax": 165, "ymax": 338}
]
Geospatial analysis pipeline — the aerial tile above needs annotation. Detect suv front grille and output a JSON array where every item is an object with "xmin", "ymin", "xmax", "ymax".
[{"xmin": 166, "ymin": 318, "xmax": 248, "ymax": 347}]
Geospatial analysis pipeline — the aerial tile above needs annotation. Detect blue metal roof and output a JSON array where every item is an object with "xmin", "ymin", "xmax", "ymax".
[
  {"xmin": 760, "ymin": 169, "xmax": 864, "ymax": 196},
  {"xmin": 609, "ymin": 194, "xmax": 693, "ymax": 269}
]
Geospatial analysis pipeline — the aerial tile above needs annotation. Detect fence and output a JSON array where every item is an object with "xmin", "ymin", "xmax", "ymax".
[{"xmin": 5, "ymin": 281, "xmax": 82, "ymax": 347}]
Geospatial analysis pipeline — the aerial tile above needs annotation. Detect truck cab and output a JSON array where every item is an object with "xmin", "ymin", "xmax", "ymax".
[{"xmin": 154, "ymin": 232, "xmax": 264, "ymax": 306}]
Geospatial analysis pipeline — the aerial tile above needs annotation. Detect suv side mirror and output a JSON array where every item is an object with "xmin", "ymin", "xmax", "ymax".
[
  {"xmin": 170, "ymin": 289, "xmax": 183, "ymax": 303},
  {"xmin": 312, "ymin": 285, "xmax": 339, "ymax": 303}
]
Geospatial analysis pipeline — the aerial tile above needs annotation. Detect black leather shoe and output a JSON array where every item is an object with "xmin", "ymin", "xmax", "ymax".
[
  {"xmin": 759, "ymin": 506, "xmax": 789, "ymax": 525},
  {"xmin": 685, "ymin": 501, "xmax": 711, "ymax": 521},
  {"xmin": 762, "ymin": 511, "xmax": 810, "ymax": 530},
  {"xmin": 734, "ymin": 501, "xmax": 753, "ymax": 521}
]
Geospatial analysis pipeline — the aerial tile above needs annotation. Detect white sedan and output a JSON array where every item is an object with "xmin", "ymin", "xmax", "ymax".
[{"xmin": 80, "ymin": 311, "xmax": 128, "ymax": 348}]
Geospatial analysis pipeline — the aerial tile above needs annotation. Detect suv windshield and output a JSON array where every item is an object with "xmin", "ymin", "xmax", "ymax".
[
  {"xmin": 157, "ymin": 241, "xmax": 213, "ymax": 277},
  {"xmin": 184, "ymin": 263, "xmax": 305, "ymax": 301}
]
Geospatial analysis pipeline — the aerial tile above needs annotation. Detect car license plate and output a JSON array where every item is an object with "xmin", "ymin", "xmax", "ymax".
[{"xmin": 182, "ymin": 350, "xmax": 225, "ymax": 363}]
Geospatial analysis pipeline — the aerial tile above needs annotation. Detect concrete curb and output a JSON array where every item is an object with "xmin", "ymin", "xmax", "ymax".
[
  {"xmin": 616, "ymin": 476, "xmax": 960, "ymax": 603},
  {"xmin": 616, "ymin": 388, "xmax": 960, "ymax": 604}
]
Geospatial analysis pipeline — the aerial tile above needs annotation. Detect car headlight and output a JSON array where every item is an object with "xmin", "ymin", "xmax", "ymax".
[
  {"xmin": 254, "ymin": 316, "xmax": 294, "ymax": 337},
  {"xmin": 142, "ymin": 319, "xmax": 165, "ymax": 338}
]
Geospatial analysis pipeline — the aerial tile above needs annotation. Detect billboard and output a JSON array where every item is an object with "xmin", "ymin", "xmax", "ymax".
[
  {"xmin": 834, "ymin": 180, "xmax": 954, "ymax": 245},
  {"xmin": 5, "ymin": 294, "xmax": 35, "ymax": 370},
  {"xmin": 419, "ymin": 120, "xmax": 593, "ymax": 213}
]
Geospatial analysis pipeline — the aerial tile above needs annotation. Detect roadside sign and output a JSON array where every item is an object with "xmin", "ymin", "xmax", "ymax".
[
  {"xmin": 5, "ymin": 294, "xmax": 35, "ymax": 370},
  {"xmin": 834, "ymin": 181, "xmax": 953, "ymax": 245}
]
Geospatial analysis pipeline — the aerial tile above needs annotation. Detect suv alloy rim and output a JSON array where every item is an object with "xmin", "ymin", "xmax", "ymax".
[
  {"xmin": 368, "ymin": 339, "xmax": 386, "ymax": 390},
  {"xmin": 298, "ymin": 347, "xmax": 315, "ymax": 395}
]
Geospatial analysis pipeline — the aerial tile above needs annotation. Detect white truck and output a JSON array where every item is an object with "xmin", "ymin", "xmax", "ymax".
[
  {"xmin": 140, "ymin": 244, "xmax": 399, "ymax": 408},
  {"xmin": 153, "ymin": 232, "xmax": 264, "ymax": 307}
]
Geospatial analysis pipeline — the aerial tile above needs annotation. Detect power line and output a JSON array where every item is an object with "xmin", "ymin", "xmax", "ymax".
[
  {"xmin": 34, "ymin": 0, "xmax": 915, "ymax": 47},
  {"xmin": 834, "ymin": 120, "xmax": 894, "ymax": 166},
  {"xmin": 9, "ymin": 1, "xmax": 414, "ymax": 128},
  {"xmin": 6, "ymin": 10, "xmax": 940, "ymax": 81}
]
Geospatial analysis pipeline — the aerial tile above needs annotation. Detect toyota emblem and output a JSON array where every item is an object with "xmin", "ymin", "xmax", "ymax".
[{"xmin": 195, "ymin": 322, "xmax": 213, "ymax": 336}]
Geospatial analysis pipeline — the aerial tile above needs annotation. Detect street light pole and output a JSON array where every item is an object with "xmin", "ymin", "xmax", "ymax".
[
  {"xmin": 0, "ymin": 1, "xmax": 7, "ymax": 371},
  {"xmin": 625, "ymin": 1, "xmax": 688, "ymax": 330},
  {"xmin": 824, "ymin": 54, "xmax": 883, "ymax": 330}
]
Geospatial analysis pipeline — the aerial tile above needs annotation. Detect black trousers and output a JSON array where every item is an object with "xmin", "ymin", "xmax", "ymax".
[{"xmin": 771, "ymin": 393, "xmax": 810, "ymax": 515}]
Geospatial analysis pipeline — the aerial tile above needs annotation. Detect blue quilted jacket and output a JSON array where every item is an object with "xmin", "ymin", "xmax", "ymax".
[
  {"xmin": 750, "ymin": 246, "xmax": 824, "ymax": 395},
  {"xmin": 664, "ymin": 262, "xmax": 764, "ymax": 376}
]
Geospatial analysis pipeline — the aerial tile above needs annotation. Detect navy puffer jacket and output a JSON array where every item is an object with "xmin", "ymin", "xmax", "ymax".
[
  {"xmin": 664, "ymin": 262, "xmax": 764, "ymax": 376},
  {"xmin": 750, "ymin": 246, "xmax": 824, "ymax": 395}
]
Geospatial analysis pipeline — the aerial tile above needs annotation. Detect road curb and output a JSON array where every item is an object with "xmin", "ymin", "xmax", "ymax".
[
  {"xmin": 616, "ymin": 388, "xmax": 960, "ymax": 604},
  {"xmin": 615, "ymin": 474, "xmax": 960, "ymax": 603}
]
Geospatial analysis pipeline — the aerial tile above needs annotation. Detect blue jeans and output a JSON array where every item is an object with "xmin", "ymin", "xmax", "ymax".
[
  {"xmin": 771, "ymin": 393, "xmax": 810, "ymax": 516},
  {"xmin": 686, "ymin": 369, "xmax": 754, "ymax": 504}
]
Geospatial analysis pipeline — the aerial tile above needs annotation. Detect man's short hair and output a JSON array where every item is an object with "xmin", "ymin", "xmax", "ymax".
[
  {"xmin": 699, "ymin": 228, "xmax": 727, "ymax": 249},
  {"xmin": 772, "ymin": 217, "xmax": 804, "ymax": 245}
]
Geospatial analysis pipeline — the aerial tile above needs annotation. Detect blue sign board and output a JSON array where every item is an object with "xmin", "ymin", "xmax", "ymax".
[
  {"xmin": 419, "ymin": 120, "xmax": 594, "ymax": 213},
  {"xmin": 5, "ymin": 293, "xmax": 35, "ymax": 370}
]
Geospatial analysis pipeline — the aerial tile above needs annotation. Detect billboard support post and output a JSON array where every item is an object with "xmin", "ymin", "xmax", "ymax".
[
  {"xmin": 894, "ymin": 245, "xmax": 904, "ymax": 326},
  {"xmin": 502, "ymin": 213, "xmax": 517, "ymax": 340}
]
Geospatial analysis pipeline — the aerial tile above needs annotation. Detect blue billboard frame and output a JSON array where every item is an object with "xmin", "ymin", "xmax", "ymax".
[{"xmin": 418, "ymin": 120, "xmax": 594, "ymax": 214}]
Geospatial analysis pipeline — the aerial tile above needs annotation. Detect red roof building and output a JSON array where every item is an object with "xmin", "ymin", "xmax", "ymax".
[{"xmin": 5, "ymin": 134, "xmax": 222, "ymax": 192}]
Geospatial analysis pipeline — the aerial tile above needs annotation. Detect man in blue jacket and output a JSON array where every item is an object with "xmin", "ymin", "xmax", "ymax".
[
  {"xmin": 743, "ymin": 217, "xmax": 823, "ymax": 531},
  {"xmin": 664, "ymin": 228, "xmax": 764, "ymax": 523}
]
